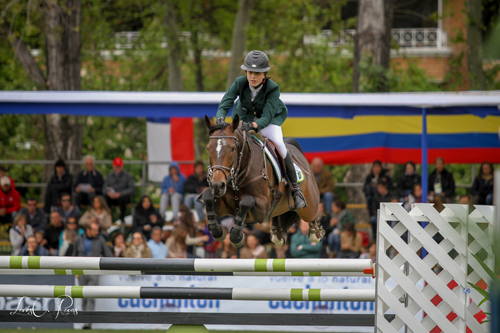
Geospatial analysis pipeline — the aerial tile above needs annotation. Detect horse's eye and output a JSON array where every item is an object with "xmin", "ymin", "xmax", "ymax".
[{"xmin": 230, "ymin": 147, "xmax": 235, "ymax": 152}]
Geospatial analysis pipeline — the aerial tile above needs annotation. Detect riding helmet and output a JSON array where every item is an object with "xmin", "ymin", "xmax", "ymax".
[{"xmin": 241, "ymin": 50, "xmax": 271, "ymax": 72}]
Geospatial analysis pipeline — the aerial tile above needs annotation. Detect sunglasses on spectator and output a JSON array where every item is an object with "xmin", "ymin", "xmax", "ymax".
[{"xmin": 61, "ymin": 198, "xmax": 71, "ymax": 202}]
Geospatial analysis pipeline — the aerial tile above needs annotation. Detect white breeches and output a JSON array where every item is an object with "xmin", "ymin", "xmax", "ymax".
[{"xmin": 260, "ymin": 124, "xmax": 288, "ymax": 157}]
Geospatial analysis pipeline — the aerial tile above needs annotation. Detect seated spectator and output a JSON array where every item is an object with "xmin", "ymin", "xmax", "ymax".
[
  {"xmin": 290, "ymin": 220, "xmax": 322, "ymax": 258},
  {"xmin": 471, "ymin": 162, "xmax": 494, "ymax": 205},
  {"xmin": 216, "ymin": 228, "xmax": 238, "ymax": 259},
  {"xmin": 125, "ymin": 231, "xmax": 152, "ymax": 258},
  {"xmin": 179, "ymin": 205, "xmax": 209, "ymax": 257},
  {"xmin": 110, "ymin": 231, "xmax": 127, "ymax": 257},
  {"xmin": 160, "ymin": 162, "xmax": 186, "ymax": 221},
  {"xmin": 9, "ymin": 214, "xmax": 34, "ymax": 255},
  {"xmin": 74, "ymin": 155, "xmax": 104, "ymax": 210},
  {"xmin": 44, "ymin": 210, "xmax": 65, "ymax": 255},
  {"xmin": 20, "ymin": 197, "xmax": 47, "ymax": 232},
  {"xmin": 311, "ymin": 158, "xmax": 335, "ymax": 214},
  {"xmin": 44, "ymin": 159, "xmax": 73, "ymax": 214},
  {"xmin": 429, "ymin": 157, "xmax": 455, "ymax": 203},
  {"xmin": 59, "ymin": 216, "xmax": 84, "ymax": 249},
  {"xmin": 57, "ymin": 192, "xmax": 81, "ymax": 223},
  {"xmin": 360, "ymin": 241, "xmax": 377, "ymax": 263},
  {"xmin": 369, "ymin": 179, "xmax": 393, "ymax": 237},
  {"xmin": 0, "ymin": 176, "xmax": 21, "ymax": 224},
  {"xmin": 397, "ymin": 161, "xmax": 421, "ymax": 199},
  {"xmin": 459, "ymin": 195, "xmax": 470, "ymax": 205},
  {"xmin": 59, "ymin": 228, "xmax": 77, "ymax": 256},
  {"xmin": 0, "ymin": 165, "xmax": 15, "ymax": 188},
  {"xmin": 147, "ymin": 227, "xmax": 168, "ymax": 258},
  {"xmin": 240, "ymin": 233, "xmax": 267, "ymax": 259},
  {"xmin": 363, "ymin": 160, "xmax": 393, "ymax": 217},
  {"xmin": 34, "ymin": 230, "xmax": 47, "ymax": 249},
  {"xmin": 79, "ymin": 196, "xmax": 112, "ymax": 232},
  {"xmin": 183, "ymin": 161, "xmax": 209, "ymax": 222},
  {"xmin": 404, "ymin": 184, "xmax": 423, "ymax": 212},
  {"xmin": 19, "ymin": 235, "xmax": 49, "ymax": 256},
  {"xmin": 132, "ymin": 195, "xmax": 164, "ymax": 240},
  {"xmin": 337, "ymin": 222, "xmax": 362, "ymax": 259},
  {"xmin": 166, "ymin": 225, "xmax": 189, "ymax": 258},
  {"xmin": 104, "ymin": 157, "xmax": 135, "ymax": 222},
  {"xmin": 327, "ymin": 199, "xmax": 355, "ymax": 258}
]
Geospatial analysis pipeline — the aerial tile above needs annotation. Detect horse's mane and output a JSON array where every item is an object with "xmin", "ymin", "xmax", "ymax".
[{"xmin": 209, "ymin": 122, "xmax": 232, "ymax": 135}]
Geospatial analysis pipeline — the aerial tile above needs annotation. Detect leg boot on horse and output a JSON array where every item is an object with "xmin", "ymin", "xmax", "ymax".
[
  {"xmin": 230, "ymin": 196, "xmax": 255, "ymax": 248},
  {"xmin": 197, "ymin": 189, "xmax": 226, "ymax": 241},
  {"xmin": 284, "ymin": 152, "xmax": 307, "ymax": 210}
]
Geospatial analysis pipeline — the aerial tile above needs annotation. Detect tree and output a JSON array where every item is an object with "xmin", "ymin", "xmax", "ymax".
[
  {"xmin": 163, "ymin": 0, "xmax": 184, "ymax": 91},
  {"xmin": 226, "ymin": 0, "xmax": 254, "ymax": 89},
  {"xmin": 467, "ymin": 0, "xmax": 486, "ymax": 90}
]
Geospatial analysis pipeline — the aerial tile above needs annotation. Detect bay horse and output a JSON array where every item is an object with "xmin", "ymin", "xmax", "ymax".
[{"xmin": 198, "ymin": 114, "xmax": 324, "ymax": 248}]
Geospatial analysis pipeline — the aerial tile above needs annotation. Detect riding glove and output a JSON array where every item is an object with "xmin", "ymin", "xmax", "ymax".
[
  {"xmin": 241, "ymin": 122, "xmax": 256, "ymax": 132},
  {"xmin": 216, "ymin": 117, "xmax": 225, "ymax": 124}
]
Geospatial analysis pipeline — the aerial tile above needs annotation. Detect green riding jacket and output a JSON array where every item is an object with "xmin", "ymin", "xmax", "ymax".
[{"xmin": 215, "ymin": 75, "xmax": 288, "ymax": 132}]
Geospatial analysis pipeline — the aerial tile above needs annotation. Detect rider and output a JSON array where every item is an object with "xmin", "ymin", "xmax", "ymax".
[{"xmin": 215, "ymin": 50, "xmax": 307, "ymax": 209}]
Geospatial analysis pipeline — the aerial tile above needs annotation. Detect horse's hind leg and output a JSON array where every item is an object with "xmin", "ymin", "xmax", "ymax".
[
  {"xmin": 271, "ymin": 216, "xmax": 287, "ymax": 246},
  {"xmin": 230, "ymin": 196, "xmax": 255, "ymax": 248},
  {"xmin": 199, "ymin": 189, "xmax": 226, "ymax": 241},
  {"xmin": 308, "ymin": 220, "xmax": 325, "ymax": 243}
]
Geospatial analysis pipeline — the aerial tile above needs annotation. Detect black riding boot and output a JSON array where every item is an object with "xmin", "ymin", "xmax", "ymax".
[{"xmin": 284, "ymin": 152, "xmax": 307, "ymax": 209}]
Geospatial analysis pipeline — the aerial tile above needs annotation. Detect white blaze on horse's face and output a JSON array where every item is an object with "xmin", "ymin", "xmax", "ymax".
[{"xmin": 216, "ymin": 138, "xmax": 225, "ymax": 158}]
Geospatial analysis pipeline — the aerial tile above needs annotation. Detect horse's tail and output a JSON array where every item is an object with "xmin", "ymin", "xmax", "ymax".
[
  {"xmin": 274, "ymin": 210, "xmax": 301, "ymax": 233},
  {"xmin": 284, "ymin": 138, "xmax": 303, "ymax": 154}
]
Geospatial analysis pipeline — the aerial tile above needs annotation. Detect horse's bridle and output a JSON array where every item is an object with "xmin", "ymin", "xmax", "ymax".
[{"xmin": 207, "ymin": 130, "xmax": 247, "ymax": 192}]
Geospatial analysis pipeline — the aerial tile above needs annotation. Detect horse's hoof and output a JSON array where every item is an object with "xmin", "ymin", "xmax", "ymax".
[
  {"xmin": 271, "ymin": 234, "xmax": 284, "ymax": 246},
  {"xmin": 211, "ymin": 226, "xmax": 227, "ymax": 242},
  {"xmin": 309, "ymin": 229, "xmax": 325, "ymax": 243},
  {"xmin": 230, "ymin": 233, "xmax": 246, "ymax": 248}
]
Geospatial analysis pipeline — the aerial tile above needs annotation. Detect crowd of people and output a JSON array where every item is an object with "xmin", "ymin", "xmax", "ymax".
[{"xmin": 0, "ymin": 156, "xmax": 496, "ymax": 263}]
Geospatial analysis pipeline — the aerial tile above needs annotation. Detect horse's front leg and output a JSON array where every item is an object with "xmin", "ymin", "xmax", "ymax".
[
  {"xmin": 230, "ymin": 196, "xmax": 255, "ymax": 248},
  {"xmin": 308, "ymin": 220, "xmax": 325, "ymax": 243},
  {"xmin": 271, "ymin": 216, "xmax": 287, "ymax": 246},
  {"xmin": 198, "ymin": 189, "xmax": 226, "ymax": 241}
]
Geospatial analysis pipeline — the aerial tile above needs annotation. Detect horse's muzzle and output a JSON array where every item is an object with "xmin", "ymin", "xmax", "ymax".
[{"xmin": 211, "ymin": 181, "xmax": 227, "ymax": 197}]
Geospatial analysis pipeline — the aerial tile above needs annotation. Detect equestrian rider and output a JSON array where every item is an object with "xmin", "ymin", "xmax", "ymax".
[{"xmin": 215, "ymin": 50, "xmax": 307, "ymax": 209}]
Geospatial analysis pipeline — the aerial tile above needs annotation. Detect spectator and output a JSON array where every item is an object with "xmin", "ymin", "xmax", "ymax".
[
  {"xmin": 160, "ymin": 162, "xmax": 186, "ymax": 221},
  {"xmin": 34, "ymin": 230, "xmax": 47, "ymax": 249},
  {"xmin": 290, "ymin": 220, "xmax": 322, "ymax": 258},
  {"xmin": 147, "ymin": 227, "xmax": 168, "ymax": 258},
  {"xmin": 125, "ymin": 231, "xmax": 152, "ymax": 258},
  {"xmin": 0, "ymin": 176, "xmax": 21, "ymax": 224},
  {"xmin": 20, "ymin": 197, "xmax": 47, "ymax": 232},
  {"xmin": 44, "ymin": 210, "xmax": 65, "ymax": 255},
  {"xmin": 310, "ymin": 158, "xmax": 335, "ymax": 214},
  {"xmin": 327, "ymin": 199, "xmax": 355, "ymax": 258},
  {"xmin": 19, "ymin": 235, "xmax": 49, "ymax": 256},
  {"xmin": 363, "ymin": 160, "xmax": 393, "ymax": 217},
  {"xmin": 73, "ymin": 222, "xmax": 113, "ymax": 329},
  {"xmin": 216, "ymin": 228, "xmax": 238, "ymax": 259},
  {"xmin": 179, "ymin": 205, "xmax": 210, "ymax": 257},
  {"xmin": 404, "ymin": 184, "xmax": 423, "ymax": 212},
  {"xmin": 9, "ymin": 214, "xmax": 34, "ymax": 255},
  {"xmin": 459, "ymin": 195, "xmax": 470, "ymax": 205},
  {"xmin": 79, "ymin": 195, "xmax": 112, "ymax": 232},
  {"xmin": 57, "ymin": 192, "xmax": 81, "ymax": 223},
  {"xmin": 59, "ymin": 228, "xmax": 77, "ymax": 256},
  {"xmin": 110, "ymin": 231, "xmax": 127, "ymax": 257},
  {"xmin": 166, "ymin": 225, "xmax": 189, "ymax": 258},
  {"xmin": 104, "ymin": 157, "xmax": 135, "ymax": 223},
  {"xmin": 471, "ymin": 162, "xmax": 494, "ymax": 205},
  {"xmin": 360, "ymin": 241, "xmax": 377, "ymax": 263},
  {"xmin": 370, "ymin": 179, "xmax": 393, "ymax": 238},
  {"xmin": 183, "ymin": 161, "xmax": 209, "ymax": 222},
  {"xmin": 74, "ymin": 155, "xmax": 104, "ymax": 210},
  {"xmin": 0, "ymin": 165, "xmax": 15, "ymax": 189},
  {"xmin": 337, "ymin": 222, "xmax": 362, "ymax": 259},
  {"xmin": 240, "ymin": 233, "xmax": 268, "ymax": 259},
  {"xmin": 44, "ymin": 159, "xmax": 73, "ymax": 214},
  {"xmin": 428, "ymin": 157, "xmax": 455, "ymax": 203},
  {"xmin": 59, "ymin": 216, "xmax": 84, "ymax": 249},
  {"xmin": 132, "ymin": 195, "xmax": 164, "ymax": 240},
  {"xmin": 397, "ymin": 161, "xmax": 421, "ymax": 199}
]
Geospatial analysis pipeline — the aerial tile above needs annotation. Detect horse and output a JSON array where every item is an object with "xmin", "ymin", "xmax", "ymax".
[{"xmin": 198, "ymin": 114, "xmax": 324, "ymax": 248}]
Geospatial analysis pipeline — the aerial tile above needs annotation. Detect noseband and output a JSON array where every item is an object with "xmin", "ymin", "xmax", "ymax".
[{"xmin": 207, "ymin": 130, "xmax": 246, "ymax": 192}]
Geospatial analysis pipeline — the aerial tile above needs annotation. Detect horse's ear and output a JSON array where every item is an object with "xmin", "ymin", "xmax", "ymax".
[
  {"xmin": 205, "ymin": 115, "xmax": 215, "ymax": 129},
  {"xmin": 232, "ymin": 114, "xmax": 240, "ymax": 131}
]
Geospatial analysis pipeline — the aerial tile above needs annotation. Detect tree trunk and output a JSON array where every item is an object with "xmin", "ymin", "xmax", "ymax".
[
  {"xmin": 191, "ymin": 29, "xmax": 204, "ymax": 92},
  {"xmin": 226, "ymin": 0, "xmax": 254, "ymax": 89},
  {"xmin": 467, "ymin": 0, "xmax": 486, "ymax": 90},
  {"xmin": 164, "ymin": 0, "xmax": 184, "ymax": 91},
  {"xmin": 352, "ymin": 0, "xmax": 394, "ymax": 93}
]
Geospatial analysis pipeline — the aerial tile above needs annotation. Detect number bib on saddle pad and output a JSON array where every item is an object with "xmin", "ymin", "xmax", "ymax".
[{"xmin": 251, "ymin": 135, "xmax": 305, "ymax": 185}]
